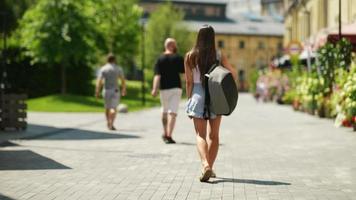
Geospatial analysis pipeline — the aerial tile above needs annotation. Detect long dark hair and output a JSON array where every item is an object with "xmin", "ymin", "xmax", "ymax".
[{"xmin": 188, "ymin": 25, "xmax": 217, "ymax": 84}]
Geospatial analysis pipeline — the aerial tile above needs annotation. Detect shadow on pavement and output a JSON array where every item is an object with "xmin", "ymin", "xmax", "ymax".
[
  {"xmin": 0, "ymin": 124, "xmax": 140, "ymax": 143},
  {"xmin": 0, "ymin": 194, "xmax": 15, "ymax": 200},
  {"xmin": 0, "ymin": 141, "xmax": 19, "ymax": 147},
  {"xmin": 211, "ymin": 177, "xmax": 291, "ymax": 185},
  {"xmin": 29, "ymin": 129, "xmax": 139, "ymax": 141},
  {"xmin": 0, "ymin": 150, "xmax": 71, "ymax": 170},
  {"xmin": 177, "ymin": 142, "xmax": 224, "ymax": 146},
  {"xmin": 177, "ymin": 142, "xmax": 196, "ymax": 146}
]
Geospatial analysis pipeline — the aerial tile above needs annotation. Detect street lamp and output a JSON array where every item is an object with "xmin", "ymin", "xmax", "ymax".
[
  {"xmin": 140, "ymin": 20, "xmax": 146, "ymax": 106},
  {"xmin": 338, "ymin": 0, "xmax": 341, "ymax": 39}
]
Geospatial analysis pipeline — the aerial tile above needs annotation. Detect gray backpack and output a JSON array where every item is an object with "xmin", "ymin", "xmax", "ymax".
[{"xmin": 203, "ymin": 56, "xmax": 238, "ymax": 119}]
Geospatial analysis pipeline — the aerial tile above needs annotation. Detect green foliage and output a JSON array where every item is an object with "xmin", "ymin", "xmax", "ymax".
[
  {"xmin": 329, "ymin": 68, "xmax": 349, "ymax": 117},
  {"xmin": 284, "ymin": 39, "xmax": 353, "ymax": 117},
  {"xmin": 248, "ymin": 69, "xmax": 260, "ymax": 93},
  {"xmin": 290, "ymin": 55, "xmax": 300, "ymax": 70},
  {"xmin": 27, "ymin": 94, "xmax": 104, "ymax": 112},
  {"xmin": 317, "ymin": 43, "xmax": 337, "ymax": 91},
  {"xmin": 339, "ymin": 63, "xmax": 356, "ymax": 120},
  {"xmin": 87, "ymin": 0, "xmax": 142, "ymax": 67},
  {"xmin": 27, "ymin": 81, "xmax": 160, "ymax": 112},
  {"xmin": 16, "ymin": 0, "xmax": 104, "ymax": 94},
  {"xmin": 17, "ymin": 0, "xmax": 98, "ymax": 64},
  {"xmin": 0, "ymin": 0, "xmax": 36, "ymax": 35},
  {"xmin": 317, "ymin": 39, "xmax": 353, "ymax": 92},
  {"xmin": 295, "ymin": 72, "xmax": 328, "ymax": 112},
  {"xmin": 336, "ymin": 38, "xmax": 353, "ymax": 69},
  {"xmin": 144, "ymin": 2, "xmax": 194, "ymax": 69},
  {"xmin": 282, "ymin": 89, "xmax": 297, "ymax": 105}
]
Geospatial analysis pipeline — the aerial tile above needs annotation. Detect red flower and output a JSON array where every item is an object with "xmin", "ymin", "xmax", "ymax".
[{"xmin": 342, "ymin": 119, "xmax": 352, "ymax": 127}]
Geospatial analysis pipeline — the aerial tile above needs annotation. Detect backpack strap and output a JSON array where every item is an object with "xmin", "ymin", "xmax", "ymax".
[
  {"xmin": 203, "ymin": 73, "xmax": 211, "ymax": 120},
  {"xmin": 216, "ymin": 50, "xmax": 222, "ymax": 66}
]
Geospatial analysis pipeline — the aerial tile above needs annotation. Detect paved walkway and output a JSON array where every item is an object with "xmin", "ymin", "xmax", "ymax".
[{"xmin": 0, "ymin": 94, "xmax": 355, "ymax": 200}]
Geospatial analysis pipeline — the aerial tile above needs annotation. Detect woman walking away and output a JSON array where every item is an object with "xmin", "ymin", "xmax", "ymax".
[{"xmin": 184, "ymin": 25, "xmax": 237, "ymax": 182}]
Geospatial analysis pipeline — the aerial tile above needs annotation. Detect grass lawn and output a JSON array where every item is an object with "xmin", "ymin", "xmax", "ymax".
[{"xmin": 27, "ymin": 81, "xmax": 161, "ymax": 112}]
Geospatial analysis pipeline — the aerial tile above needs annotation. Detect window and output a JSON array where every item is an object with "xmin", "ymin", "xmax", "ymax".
[
  {"xmin": 196, "ymin": 7, "xmax": 204, "ymax": 17},
  {"xmin": 258, "ymin": 41, "xmax": 265, "ymax": 50},
  {"xmin": 238, "ymin": 70, "xmax": 245, "ymax": 81},
  {"xmin": 218, "ymin": 40, "xmax": 225, "ymax": 48},
  {"xmin": 239, "ymin": 40, "xmax": 245, "ymax": 49}
]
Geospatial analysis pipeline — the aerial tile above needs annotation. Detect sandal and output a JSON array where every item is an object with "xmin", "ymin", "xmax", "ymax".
[
  {"xmin": 199, "ymin": 168, "xmax": 212, "ymax": 182},
  {"xmin": 211, "ymin": 170, "xmax": 216, "ymax": 178},
  {"xmin": 109, "ymin": 125, "xmax": 117, "ymax": 131}
]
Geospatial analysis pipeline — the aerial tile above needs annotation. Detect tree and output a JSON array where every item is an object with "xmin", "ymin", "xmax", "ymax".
[
  {"xmin": 17, "ymin": 0, "xmax": 99, "ymax": 94},
  {"xmin": 144, "ymin": 3, "xmax": 195, "ymax": 70},
  {"xmin": 0, "ymin": 0, "xmax": 37, "ymax": 35},
  {"xmin": 88, "ymin": 0, "xmax": 142, "ymax": 69}
]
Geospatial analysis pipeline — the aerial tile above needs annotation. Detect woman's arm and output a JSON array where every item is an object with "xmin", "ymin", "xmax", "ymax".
[
  {"xmin": 221, "ymin": 53, "xmax": 237, "ymax": 82},
  {"xmin": 184, "ymin": 53, "xmax": 194, "ymax": 98}
]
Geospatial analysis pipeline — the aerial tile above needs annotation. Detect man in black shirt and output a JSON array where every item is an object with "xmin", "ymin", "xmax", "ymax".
[{"xmin": 152, "ymin": 38, "xmax": 185, "ymax": 144}]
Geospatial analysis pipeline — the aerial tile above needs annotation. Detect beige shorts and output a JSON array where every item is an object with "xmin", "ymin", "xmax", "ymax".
[
  {"xmin": 103, "ymin": 89, "xmax": 120, "ymax": 109},
  {"xmin": 160, "ymin": 88, "xmax": 182, "ymax": 114}
]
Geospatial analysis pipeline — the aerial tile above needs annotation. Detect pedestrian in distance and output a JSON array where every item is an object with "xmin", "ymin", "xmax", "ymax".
[
  {"xmin": 95, "ymin": 53, "xmax": 126, "ymax": 131},
  {"xmin": 151, "ymin": 38, "xmax": 185, "ymax": 144},
  {"xmin": 184, "ymin": 25, "xmax": 237, "ymax": 182}
]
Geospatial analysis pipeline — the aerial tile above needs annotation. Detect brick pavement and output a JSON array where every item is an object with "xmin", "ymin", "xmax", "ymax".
[{"xmin": 0, "ymin": 94, "xmax": 355, "ymax": 200}]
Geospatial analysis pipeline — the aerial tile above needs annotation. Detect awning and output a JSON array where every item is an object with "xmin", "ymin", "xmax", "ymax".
[
  {"xmin": 277, "ymin": 54, "xmax": 291, "ymax": 68},
  {"xmin": 327, "ymin": 22, "xmax": 356, "ymax": 51}
]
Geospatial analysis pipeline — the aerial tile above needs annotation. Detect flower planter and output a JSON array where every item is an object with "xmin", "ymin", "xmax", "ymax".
[{"xmin": 292, "ymin": 100, "xmax": 300, "ymax": 111}]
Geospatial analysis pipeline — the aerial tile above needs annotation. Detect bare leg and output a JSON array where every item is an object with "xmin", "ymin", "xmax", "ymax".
[
  {"xmin": 193, "ymin": 118, "xmax": 210, "ymax": 169},
  {"xmin": 166, "ymin": 113, "xmax": 177, "ymax": 138},
  {"xmin": 207, "ymin": 116, "xmax": 222, "ymax": 168},
  {"xmin": 105, "ymin": 109, "xmax": 110, "ymax": 128},
  {"xmin": 108, "ymin": 108, "xmax": 117, "ymax": 129},
  {"xmin": 162, "ymin": 112, "xmax": 168, "ymax": 136}
]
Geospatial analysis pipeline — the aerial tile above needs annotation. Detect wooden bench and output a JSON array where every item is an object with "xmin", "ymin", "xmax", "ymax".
[{"xmin": 0, "ymin": 94, "xmax": 27, "ymax": 131}]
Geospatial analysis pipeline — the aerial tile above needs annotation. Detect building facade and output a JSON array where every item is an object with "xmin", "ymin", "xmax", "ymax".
[
  {"xmin": 284, "ymin": 0, "xmax": 356, "ymax": 47},
  {"xmin": 140, "ymin": 0, "xmax": 284, "ymax": 90},
  {"xmin": 141, "ymin": 0, "xmax": 228, "ymax": 21}
]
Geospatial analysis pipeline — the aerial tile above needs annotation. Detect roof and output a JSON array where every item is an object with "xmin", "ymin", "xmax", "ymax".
[
  {"xmin": 184, "ymin": 19, "xmax": 285, "ymax": 36},
  {"xmin": 141, "ymin": 0, "xmax": 228, "ymax": 5}
]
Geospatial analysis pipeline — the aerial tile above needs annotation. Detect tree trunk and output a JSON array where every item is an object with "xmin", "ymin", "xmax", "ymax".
[{"xmin": 60, "ymin": 63, "xmax": 66, "ymax": 94}]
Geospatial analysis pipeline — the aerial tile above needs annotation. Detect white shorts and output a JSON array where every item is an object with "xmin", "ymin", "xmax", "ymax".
[
  {"xmin": 160, "ymin": 88, "xmax": 182, "ymax": 114},
  {"xmin": 103, "ymin": 89, "xmax": 120, "ymax": 109}
]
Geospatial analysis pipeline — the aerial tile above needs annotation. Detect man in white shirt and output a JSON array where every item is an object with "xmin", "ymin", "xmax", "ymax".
[{"xmin": 96, "ymin": 53, "xmax": 126, "ymax": 130}]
